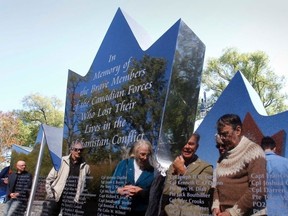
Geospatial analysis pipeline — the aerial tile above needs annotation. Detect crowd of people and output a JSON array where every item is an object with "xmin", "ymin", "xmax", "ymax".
[
  {"xmin": 1, "ymin": 113, "xmax": 287, "ymax": 216},
  {"xmin": 109, "ymin": 113, "xmax": 288, "ymax": 216}
]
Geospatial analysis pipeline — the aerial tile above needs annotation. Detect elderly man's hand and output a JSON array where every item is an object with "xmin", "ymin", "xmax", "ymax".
[
  {"xmin": 172, "ymin": 155, "xmax": 186, "ymax": 175},
  {"xmin": 212, "ymin": 208, "xmax": 220, "ymax": 216},
  {"xmin": 10, "ymin": 193, "xmax": 19, "ymax": 199},
  {"xmin": 218, "ymin": 211, "xmax": 231, "ymax": 216}
]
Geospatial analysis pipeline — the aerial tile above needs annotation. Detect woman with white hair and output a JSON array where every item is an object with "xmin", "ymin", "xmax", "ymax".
[{"xmin": 112, "ymin": 139, "xmax": 156, "ymax": 216}]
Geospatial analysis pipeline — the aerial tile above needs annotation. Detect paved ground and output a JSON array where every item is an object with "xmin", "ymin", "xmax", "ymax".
[
  {"xmin": 0, "ymin": 203, "xmax": 4, "ymax": 215},
  {"xmin": 0, "ymin": 202, "xmax": 43, "ymax": 215}
]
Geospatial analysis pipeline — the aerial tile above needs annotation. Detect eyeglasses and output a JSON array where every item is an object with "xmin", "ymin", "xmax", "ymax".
[
  {"xmin": 216, "ymin": 143, "xmax": 226, "ymax": 149},
  {"xmin": 73, "ymin": 148, "xmax": 84, "ymax": 152}
]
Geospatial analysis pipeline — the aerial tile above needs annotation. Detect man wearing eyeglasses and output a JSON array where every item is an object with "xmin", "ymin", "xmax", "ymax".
[
  {"xmin": 43, "ymin": 140, "xmax": 90, "ymax": 216},
  {"xmin": 215, "ymin": 134, "xmax": 227, "ymax": 163},
  {"xmin": 212, "ymin": 114, "xmax": 266, "ymax": 216}
]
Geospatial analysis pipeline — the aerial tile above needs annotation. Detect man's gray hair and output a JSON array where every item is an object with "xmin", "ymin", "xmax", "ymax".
[{"xmin": 70, "ymin": 140, "xmax": 84, "ymax": 150}]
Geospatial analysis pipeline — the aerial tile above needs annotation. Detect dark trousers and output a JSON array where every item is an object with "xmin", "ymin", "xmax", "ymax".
[
  {"xmin": 41, "ymin": 199, "xmax": 61, "ymax": 216},
  {"xmin": 41, "ymin": 196, "xmax": 85, "ymax": 216}
]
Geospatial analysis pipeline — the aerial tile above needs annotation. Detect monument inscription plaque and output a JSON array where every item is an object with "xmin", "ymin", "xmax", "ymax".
[{"xmin": 32, "ymin": 8, "xmax": 205, "ymax": 216}]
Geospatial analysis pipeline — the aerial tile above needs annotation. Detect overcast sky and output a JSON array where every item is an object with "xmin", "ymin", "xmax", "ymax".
[{"xmin": 1, "ymin": 0, "xmax": 287, "ymax": 112}]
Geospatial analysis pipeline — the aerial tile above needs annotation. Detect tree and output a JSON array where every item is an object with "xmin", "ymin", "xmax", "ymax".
[
  {"xmin": 15, "ymin": 93, "xmax": 64, "ymax": 145},
  {"xmin": 202, "ymin": 47, "xmax": 288, "ymax": 114},
  {"xmin": 0, "ymin": 111, "xmax": 31, "ymax": 163},
  {"xmin": 0, "ymin": 112, "xmax": 28, "ymax": 148},
  {"xmin": 19, "ymin": 93, "xmax": 64, "ymax": 126}
]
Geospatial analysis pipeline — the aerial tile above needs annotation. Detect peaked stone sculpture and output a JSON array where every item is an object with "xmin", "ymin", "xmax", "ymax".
[
  {"xmin": 62, "ymin": 8, "xmax": 205, "ymax": 215},
  {"xmin": 196, "ymin": 71, "xmax": 288, "ymax": 167}
]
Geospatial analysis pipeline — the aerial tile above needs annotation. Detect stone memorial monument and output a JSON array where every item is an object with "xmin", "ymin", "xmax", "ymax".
[
  {"xmin": 12, "ymin": 8, "xmax": 288, "ymax": 216},
  {"xmin": 63, "ymin": 8, "xmax": 205, "ymax": 215},
  {"xmin": 30, "ymin": 8, "xmax": 206, "ymax": 216}
]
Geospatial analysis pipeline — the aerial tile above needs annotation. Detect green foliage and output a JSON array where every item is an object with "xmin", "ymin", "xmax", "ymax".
[
  {"xmin": 0, "ymin": 112, "xmax": 26, "ymax": 148},
  {"xmin": 88, "ymin": 161, "xmax": 118, "ymax": 194},
  {"xmin": 16, "ymin": 120, "xmax": 33, "ymax": 145},
  {"xmin": 10, "ymin": 143, "xmax": 56, "ymax": 201},
  {"xmin": 19, "ymin": 93, "xmax": 64, "ymax": 127},
  {"xmin": 202, "ymin": 47, "xmax": 288, "ymax": 114},
  {"xmin": 10, "ymin": 143, "xmax": 54, "ymax": 176},
  {"xmin": 11, "ymin": 93, "xmax": 64, "ymax": 146},
  {"xmin": 86, "ymin": 147, "xmax": 121, "ymax": 164}
]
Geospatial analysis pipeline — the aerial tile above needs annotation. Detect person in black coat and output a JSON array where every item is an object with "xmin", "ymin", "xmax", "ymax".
[{"xmin": 4, "ymin": 160, "xmax": 32, "ymax": 216}]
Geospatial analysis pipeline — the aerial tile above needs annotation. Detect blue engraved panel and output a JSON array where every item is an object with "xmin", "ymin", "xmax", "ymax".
[{"xmin": 63, "ymin": 8, "xmax": 205, "ymax": 215}]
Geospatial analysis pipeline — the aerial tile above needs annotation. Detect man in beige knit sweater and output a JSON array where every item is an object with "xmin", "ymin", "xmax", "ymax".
[{"xmin": 212, "ymin": 114, "xmax": 266, "ymax": 216}]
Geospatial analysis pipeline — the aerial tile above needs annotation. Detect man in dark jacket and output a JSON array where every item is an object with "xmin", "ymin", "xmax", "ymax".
[{"xmin": 4, "ymin": 160, "xmax": 32, "ymax": 216}]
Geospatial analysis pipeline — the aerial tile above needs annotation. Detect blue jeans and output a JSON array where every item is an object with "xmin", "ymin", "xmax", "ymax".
[{"xmin": 4, "ymin": 199, "xmax": 27, "ymax": 216}]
